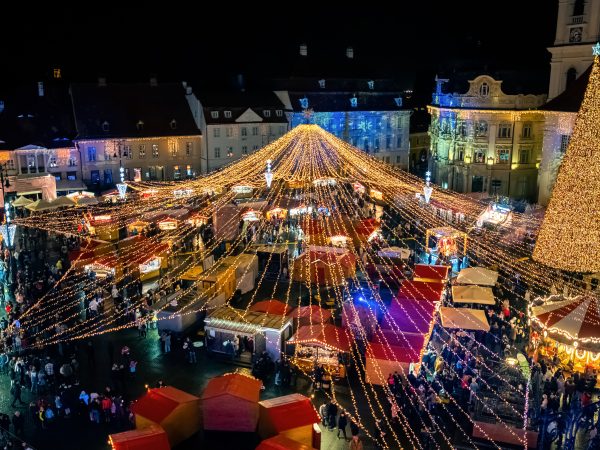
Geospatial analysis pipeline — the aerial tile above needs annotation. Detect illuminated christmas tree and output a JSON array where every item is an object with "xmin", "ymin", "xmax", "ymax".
[{"xmin": 533, "ymin": 43, "xmax": 600, "ymax": 272}]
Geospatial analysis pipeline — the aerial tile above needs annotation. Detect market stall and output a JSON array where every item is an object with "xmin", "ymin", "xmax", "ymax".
[
  {"xmin": 109, "ymin": 426, "xmax": 170, "ymax": 450},
  {"xmin": 413, "ymin": 264, "xmax": 450, "ymax": 283},
  {"xmin": 439, "ymin": 306, "xmax": 490, "ymax": 331},
  {"xmin": 290, "ymin": 305, "xmax": 333, "ymax": 328},
  {"xmin": 213, "ymin": 203, "xmax": 241, "ymax": 241},
  {"xmin": 531, "ymin": 294, "xmax": 600, "ymax": 374},
  {"xmin": 292, "ymin": 247, "xmax": 356, "ymax": 287},
  {"xmin": 381, "ymin": 295, "xmax": 438, "ymax": 335},
  {"xmin": 365, "ymin": 335, "xmax": 426, "ymax": 385},
  {"xmin": 158, "ymin": 217, "xmax": 179, "ymax": 231},
  {"xmin": 256, "ymin": 434, "xmax": 315, "ymax": 450},
  {"xmin": 287, "ymin": 324, "xmax": 350, "ymax": 377},
  {"xmin": 425, "ymin": 226, "xmax": 468, "ymax": 269},
  {"xmin": 451, "ymin": 285, "xmax": 495, "ymax": 306},
  {"xmin": 327, "ymin": 234, "xmax": 350, "ymax": 248},
  {"xmin": 205, "ymin": 306, "xmax": 293, "ymax": 363},
  {"xmin": 202, "ymin": 373, "xmax": 262, "ymax": 432},
  {"xmin": 87, "ymin": 214, "xmax": 120, "ymax": 241},
  {"xmin": 231, "ymin": 185, "xmax": 254, "ymax": 199},
  {"xmin": 252, "ymin": 244, "xmax": 288, "ymax": 275},
  {"xmin": 250, "ymin": 300, "xmax": 292, "ymax": 316},
  {"xmin": 476, "ymin": 202, "xmax": 513, "ymax": 228},
  {"xmin": 398, "ymin": 280, "xmax": 445, "ymax": 303},
  {"xmin": 455, "ymin": 267, "xmax": 499, "ymax": 287},
  {"xmin": 132, "ymin": 386, "xmax": 201, "ymax": 447},
  {"xmin": 220, "ymin": 253, "xmax": 259, "ymax": 294},
  {"xmin": 341, "ymin": 297, "xmax": 381, "ymax": 342},
  {"xmin": 258, "ymin": 394, "xmax": 320, "ymax": 447},
  {"xmin": 80, "ymin": 253, "xmax": 120, "ymax": 279},
  {"xmin": 127, "ymin": 220, "xmax": 150, "ymax": 236}
]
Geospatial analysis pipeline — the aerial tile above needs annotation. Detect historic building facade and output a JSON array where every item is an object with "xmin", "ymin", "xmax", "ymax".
[{"xmin": 428, "ymin": 76, "xmax": 546, "ymax": 201}]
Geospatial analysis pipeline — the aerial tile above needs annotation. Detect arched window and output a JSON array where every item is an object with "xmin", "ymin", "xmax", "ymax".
[
  {"xmin": 480, "ymin": 82, "xmax": 489, "ymax": 96},
  {"xmin": 573, "ymin": 0, "xmax": 585, "ymax": 16},
  {"xmin": 566, "ymin": 68, "xmax": 577, "ymax": 89}
]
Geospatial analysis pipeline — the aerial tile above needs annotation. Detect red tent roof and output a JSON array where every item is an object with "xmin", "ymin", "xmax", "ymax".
[
  {"xmin": 109, "ymin": 426, "xmax": 170, "ymax": 450},
  {"xmin": 382, "ymin": 297, "xmax": 437, "ymax": 334},
  {"xmin": 355, "ymin": 218, "xmax": 380, "ymax": 236},
  {"xmin": 259, "ymin": 394, "xmax": 320, "ymax": 433},
  {"xmin": 305, "ymin": 250, "xmax": 356, "ymax": 268},
  {"xmin": 398, "ymin": 280, "xmax": 444, "ymax": 303},
  {"xmin": 290, "ymin": 305, "xmax": 333, "ymax": 322},
  {"xmin": 288, "ymin": 324, "xmax": 351, "ymax": 352},
  {"xmin": 202, "ymin": 373, "xmax": 262, "ymax": 403},
  {"xmin": 132, "ymin": 387, "xmax": 198, "ymax": 424},
  {"xmin": 413, "ymin": 264, "xmax": 450, "ymax": 281},
  {"xmin": 256, "ymin": 434, "xmax": 312, "ymax": 450},
  {"xmin": 373, "ymin": 329, "xmax": 427, "ymax": 353},
  {"xmin": 250, "ymin": 300, "xmax": 293, "ymax": 316},
  {"xmin": 367, "ymin": 343, "xmax": 422, "ymax": 363}
]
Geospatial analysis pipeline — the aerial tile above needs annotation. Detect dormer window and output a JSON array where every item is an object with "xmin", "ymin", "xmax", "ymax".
[
  {"xmin": 368, "ymin": 80, "xmax": 375, "ymax": 90},
  {"xmin": 299, "ymin": 97, "xmax": 309, "ymax": 109},
  {"xmin": 318, "ymin": 79, "xmax": 326, "ymax": 89},
  {"xmin": 136, "ymin": 120, "xmax": 144, "ymax": 131},
  {"xmin": 211, "ymin": 111, "xmax": 219, "ymax": 119},
  {"xmin": 264, "ymin": 110, "xmax": 271, "ymax": 118},
  {"xmin": 224, "ymin": 111, "xmax": 232, "ymax": 118},
  {"xmin": 170, "ymin": 119, "xmax": 177, "ymax": 129},
  {"xmin": 275, "ymin": 110, "xmax": 283, "ymax": 117},
  {"xmin": 350, "ymin": 96, "xmax": 358, "ymax": 108},
  {"xmin": 394, "ymin": 97, "xmax": 402, "ymax": 107},
  {"xmin": 102, "ymin": 121, "xmax": 110, "ymax": 132},
  {"xmin": 480, "ymin": 82, "xmax": 489, "ymax": 97}
]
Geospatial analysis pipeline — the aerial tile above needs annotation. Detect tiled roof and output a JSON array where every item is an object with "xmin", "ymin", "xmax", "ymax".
[{"xmin": 197, "ymin": 91, "xmax": 288, "ymax": 125}]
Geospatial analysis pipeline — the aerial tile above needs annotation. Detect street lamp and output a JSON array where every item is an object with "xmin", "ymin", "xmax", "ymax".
[{"xmin": 0, "ymin": 163, "xmax": 14, "ymax": 283}]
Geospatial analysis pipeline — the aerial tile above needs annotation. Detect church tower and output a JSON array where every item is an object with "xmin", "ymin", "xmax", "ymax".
[{"xmin": 548, "ymin": 0, "xmax": 600, "ymax": 99}]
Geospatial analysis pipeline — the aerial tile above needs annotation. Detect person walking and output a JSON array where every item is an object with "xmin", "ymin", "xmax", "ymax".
[
  {"xmin": 12, "ymin": 411, "xmax": 24, "ymax": 437},
  {"xmin": 163, "ymin": 332, "xmax": 171, "ymax": 353},
  {"xmin": 350, "ymin": 435, "xmax": 364, "ymax": 450},
  {"xmin": 337, "ymin": 411, "xmax": 348, "ymax": 440},
  {"xmin": 10, "ymin": 381, "xmax": 25, "ymax": 407}
]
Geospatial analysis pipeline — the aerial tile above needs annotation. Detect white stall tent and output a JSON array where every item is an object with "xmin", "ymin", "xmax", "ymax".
[
  {"xmin": 455, "ymin": 267, "xmax": 499, "ymax": 286},
  {"xmin": 451, "ymin": 285, "xmax": 495, "ymax": 305}
]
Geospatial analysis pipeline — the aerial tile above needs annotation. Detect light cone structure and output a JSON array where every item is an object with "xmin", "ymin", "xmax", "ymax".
[{"xmin": 533, "ymin": 53, "xmax": 600, "ymax": 272}]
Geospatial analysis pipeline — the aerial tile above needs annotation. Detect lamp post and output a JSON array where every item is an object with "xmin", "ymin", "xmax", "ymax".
[{"xmin": 0, "ymin": 163, "xmax": 14, "ymax": 283}]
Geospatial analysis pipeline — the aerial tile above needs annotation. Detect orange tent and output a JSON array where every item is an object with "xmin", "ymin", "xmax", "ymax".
[
  {"xmin": 288, "ymin": 324, "xmax": 351, "ymax": 353},
  {"xmin": 292, "ymin": 249, "xmax": 356, "ymax": 286},
  {"xmin": 109, "ymin": 426, "xmax": 170, "ymax": 450},
  {"xmin": 202, "ymin": 373, "xmax": 262, "ymax": 432},
  {"xmin": 258, "ymin": 394, "xmax": 320, "ymax": 447},
  {"xmin": 250, "ymin": 300, "xmax": 292, "ymax": 316},
  {"xmin": 289, "ymin": 305, "xmax": 333, "ymax": 327},
  {"xmin": 132, "ymin": 386, "xmax": 201, "ymax": 447}
]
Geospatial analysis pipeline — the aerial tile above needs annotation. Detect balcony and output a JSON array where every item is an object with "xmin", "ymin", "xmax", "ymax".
[{"xmin": 571, "ymin": 15, "xmax": 584, "ymax": 24}]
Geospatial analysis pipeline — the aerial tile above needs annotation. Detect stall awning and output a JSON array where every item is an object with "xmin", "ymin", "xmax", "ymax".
[
  {"xmin": 205, "ymin": 306, "xmax": 290, "ymax": 332},
  {"xmin": 398, "ymin": 280, "xmax": 445, "ymax": 303},
  {"xmin": 288, "ymin": 324, "xmax": 351, "ymax": 352},
  {"xmin": 413, "ymin": 264, "xmax": 450, "ymax": 282},
  {"xmin": 250, "ymin": 300, "xmax": 292, "ymax": 316},
  {"xmin": 180, "ymin": 266, "xmax": 204, "ymax": 281},
  {"xmin": 439, "ymin": 306, "xmax": 490, "ymax": 331},
  {"xmin": 451, "ymin": 285, "xmax": 495, "ymax": 305},
  {"xmin": 456, "ymin": 267, "xmax": 498, "ymax": 286}
]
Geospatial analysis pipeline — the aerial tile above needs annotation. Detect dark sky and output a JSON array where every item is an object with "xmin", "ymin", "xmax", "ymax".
[{"xmin": 1, "ymin": 1, "xmax": 557, "ymax": 91}]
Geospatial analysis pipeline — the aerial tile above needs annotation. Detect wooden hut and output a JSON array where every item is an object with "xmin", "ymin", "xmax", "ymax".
[
  {"xmin": 131, "ymin": 386, "xmax": 201, "ymax": 447},
  {"xmin": 202, "ymin": 373, "xmax": 262, "ymax": 432},
  {"xmin": 109, "ymin": 426, "xmax": 170, "ymax": 450},
  {"xmin": 292, "ymin": 247, "xmax": 356, "ymax": 286}
]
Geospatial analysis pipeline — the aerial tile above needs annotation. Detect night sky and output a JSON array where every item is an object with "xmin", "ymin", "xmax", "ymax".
[{"xmin": 2, "ymin": 1, "xmax": 556, "ymax": 97}]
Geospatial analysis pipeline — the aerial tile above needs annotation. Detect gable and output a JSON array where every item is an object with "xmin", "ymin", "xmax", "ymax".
[{"xmin": 235, "ymin": 108, "xmax": 263, "ymax": 123}]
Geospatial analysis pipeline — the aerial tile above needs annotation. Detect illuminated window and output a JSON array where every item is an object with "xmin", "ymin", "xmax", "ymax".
[
  {"xmin": 139, "ymin": 145, "xmax": 146, "ymax": 158},
  {"xmin": 224, "ymin": 111, "xmax": 232, "ymax": 118},
  {"xmin": 214, "ymin": 147, "xmax": 221, "ymax": 158},
  {"xmin": 102, "ymin": 121, "xmax": 110, "ymax": 132},
  {"xmin": 299, "ymin": 97, "xmax": 309, "ymax": 109},
  {"xmin": 87, "ymin": 146, "xmax": 97, "ymax": 162},
  {"xmin": 186, "ymin": 142, "xmax": 193, "ymax": 156},
  {"xmin": 475, "ymin": 121, "xmax": 488, "ymax": 137},
  {"xmin": 368, "ymin": 80, "xmax": 374, "ymax": 90},
  {"xmin": 386, "ymin": 136, "xmax": 392, "ymax": 149},
  {"xmin": 211, "ymin": 111, "xmax": 219, "ymax": 119},
  {"xmin": 53, "ymin": 68, "xmax": 61, "ymax": 79},
  {"xmin": 152, "ymin": 144, "xmax": 159, "ymax": 158},
  {"xmin": 226, "ymin": 127, "xmax": 233, "ymax": 137},
  {"xmin": 170, "ymin": 119, "xmax": 177, "ymax": 129},
  {"xmin": 136, "ymin": 120, "xmax": 144, "ymax": 131},
  {"xmin": 252, "ymin": 145, "xmax": 259, "ymax": 151},
  {"xmin": 480, "ymin": 82, "xmax": 489, "ymax": 96},
  {"xmin": 91, "ymin": 170, "xmax": 100, "ymax": 184},
  {"xmin": 103, "ymin": 169, "xmax": 113, "ymax": 185},
  {"xmin": 374, "ymin": 138, "xmax": 380, "ymax": 152},
  {"xmin": 560, "ymin": 134, "xmax": 571, "ymax": 153},
  {"xmin": 123, "ymin": 145, "xmax": 132, "ymax": 159},
  {"xmin": 318, "ymin": 79, "xmax": 326, "ymax": 88},
  {"xmin": 186, "ymin": 165, "xmax": 192, "ymax": 176},
  {"xmin": 173, "ymin": 165, "xmax": 181, "ymax": 180},
  {"xmin": 474, "ymin": 148, "xmax": 486, "ymax": 163},
  {"xmin": 522, "ymin": 123, "xmax": 532, "ymax": 138},
  {"xmin": 68, "ymin": 157, "xmax": 77, "ymax": 167},
  {"xmin": 67, "ymin": 171, "xmax": 77, "ymax": 180},
  {"xmin": 496, "ymin": 146, "xmax": 511, "ymax": 163},
  {"xmin": 455, "ymin": 145, "xmax": 465, "ymax": 161},
  {"xmin": 263, "ymin": 110, "xmax": 271, "ymax": 118},
  {"xmin": 241, "ymin": 127, "xmax": 247, "ymax": 137},
  {"xmin": 350, "ymin": 97, "xmax": 358, "ymax": 108},
  {"xmin": 213, "ymin": 128, "xmax": 220, "ymax": 138},
  {"xmin": 498, "ymin": 124, "xmax": 512, "ymax": 138},
  {"xmin": 457, "ymin": 121, "xmax": 467, "ymax": 137}
]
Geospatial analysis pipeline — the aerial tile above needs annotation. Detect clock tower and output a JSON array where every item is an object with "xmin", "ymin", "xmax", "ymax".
[{"xmin": 548, "ymin": 0, "xmax": 600, "ymax": 99}]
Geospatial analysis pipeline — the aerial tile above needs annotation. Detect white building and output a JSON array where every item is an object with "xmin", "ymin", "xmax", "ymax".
[
  {"xmin": 548, "ymin": 0, "xmax": 600, "ymax": 100},
  {"xmin": 188, "ymin": 91, "xmax": 289, "ymax": 173}
]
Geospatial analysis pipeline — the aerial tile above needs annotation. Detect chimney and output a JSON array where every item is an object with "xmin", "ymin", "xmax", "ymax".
[
  {"xmin": 37, "ymin": 81, "xmax": 45, "ymax": 97},
  {"xmin": 346, "ymin": 46, "xmax": 354, "ymax": 59},
  {"xmin": 299, "ymin": 43, "xmax": 308, "ymax": 56},
  {"xmin": 0, "ymin": 101, "xmax": 4, "ymax": 113},
  {"xmin": 150, "ymin": 77, "xmax": 158, "ymax": 87},
  {"xmin": 186, "ymin": 86, "xmax": 193, "ymax": 95},
  {"xmin": 98, "ymin": 77, "xmax": 107, "ymax": 87}
]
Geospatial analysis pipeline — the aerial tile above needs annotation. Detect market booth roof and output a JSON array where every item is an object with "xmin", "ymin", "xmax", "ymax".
[
  {"xmin": 413, "ymin": 264, "xmax": 450, "ymax": 282},
  {"xmin": 455, "ymin": 267, "xmax": 499, "ymax": 287},
  {"xmin": 439, "ymin": 306, "xmax": 490, "ymax": 331},
  {"xmin": 256, "ymin": 434, "xmax": 313, "ymax": 450},
  {"xmin": 382, "ymin": 296, "xmax": 437, "ymax": 335},
  {"xmin": 289, "ymin": 305, "xmax": 333, "ymax": 323},
  {"xmin": 451, "ymin": 285, "xmax": 495, "ymax": 305},
  {"xmin": 206, "ymin": 306, "xmax": 291, "ymax": 333},
  {"xmin": 397, "ymin": 280, "xmax": 445, "ymax": 303},
  {"xmin": 250, "ymin": 299, "xmax": 293, "ymax": 316},
  {"xmin": 202, "ymin": 373, "xmax": 262, "ymax": 403},
  {"xmin": 109, "ymin": 425, "xmax": 170, "ymax": 450},
  {"xmin": 531, "ymin": 294, "xmax": 600, "ymax": 346},
  {"xmin": 258, "ymin": 393, "xmax": 320, "ymax": 436},
  {"xmin": 11, "ymin": 196, "xmax": 33, "ymax": 207},
  {"xmin": 288, "ymin": 324, "xmax": 351, "ymax": 352}
]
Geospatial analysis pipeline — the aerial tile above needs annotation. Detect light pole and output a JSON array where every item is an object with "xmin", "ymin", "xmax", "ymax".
[{"xmin": 0, "ymin": 163, "xmax": 14, "ymax": 283}]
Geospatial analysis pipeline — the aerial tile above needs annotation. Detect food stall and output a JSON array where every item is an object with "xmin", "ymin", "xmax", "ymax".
[
  {"xmin": 140, "ymin": 189, "xmax": 158, "ymax": 199},
  {"xmin": 425, "ymin": 226, "xmax": 468, "ymax": 270},
  {"xmin": 231, "ymin": 185, "xmax": 254, "ymax": 199},
  {"xmin": 451, "ymin": 285, "xmax": 495, "ymax": 306},
  {"xmin": 365, "ymin": 332, "xmax": 427, "ymax": 385},
  {"xmin": 292, "ymin": 246, "xmax": 356, "ymax": 287},
  {"xmin": 327, "ymin": 235, "xmax": 350, "ymax": 248},
  {"xmin": 252, "ymin": 244, "xmax": 288, "ymax": 275},
  {"xmin": 204, "ymin": 306, "xmax": 293, "ymax": 363},
  {"xmin": 413, "ymin": 264, "xmax": 450, "ymax": 283},
  {"xmin": 531, "ymin": 294, "xmax": 600, "ymax": 376},
  {"xmin": 87, "ymin": 214, "xmax": 120, "ymax": 241},
  {"xmin": 250, "ymin": 299, "xmax": 292, "ymax": 316},
  {"xmin": 455, "ymin": 267, "xmax": 499, "ymax": 287},
  {"xmin": 158, "ymin": 217, "xmax": 178, "ymax": 231},
  {"xmin": 127, "ymin": 220, "xmax": 150, "ymax": 236},
  {"xmin": 439, "ymin": 306, "xmax": 490, "ymax": 331},
  {"xmin": 219, "ymin": 253, "xmax": 259, "ymax": 294},
  {"xmin": 186, "ymin": 213, "xmax": 209, "ymax": 228},
  {"xmin": 109, "ymin": 426, "xmax": 170, "ymax": 450},
  {"xmin": 81, "ymin": 254, "xmax": 120, "ymax": 279},
  {"xmin": 213, "ymin": 203, "xmax": 241, "ymax": 241},
  {"xmin": 241, "ymin": 209, "xmax": 261, "ymax": 222},
  {"xmin": 352, "ymin": 182, "xmax": 366, "ymax": 194},
  {"xmin": 287, "ymin": 324, "xmax": 351, "ymax": 377},
  {"xmin": 289, "ymin": 305, "xmax": 333, "ymax": 329}
]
